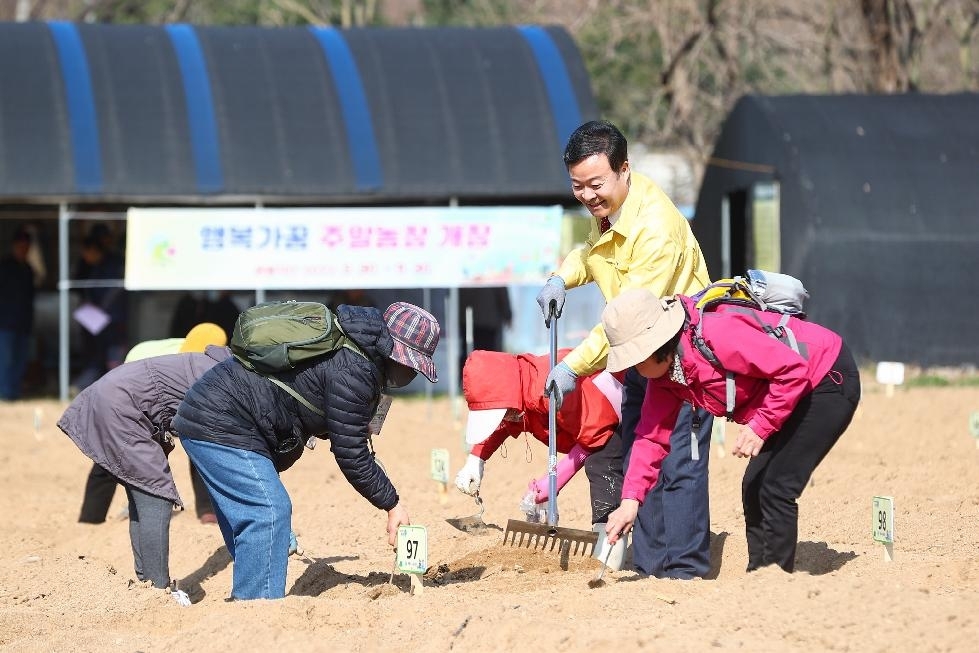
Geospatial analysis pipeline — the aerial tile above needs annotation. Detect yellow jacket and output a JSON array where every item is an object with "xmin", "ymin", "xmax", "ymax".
[{"xmin": 556, "ymin": 171, "xmax": 711, "ymax": 376}]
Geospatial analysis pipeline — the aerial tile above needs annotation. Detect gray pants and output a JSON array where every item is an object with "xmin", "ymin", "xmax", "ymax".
[{"xmin": 123, "ymin": 485, "xmax": 174, "ymax": 588}]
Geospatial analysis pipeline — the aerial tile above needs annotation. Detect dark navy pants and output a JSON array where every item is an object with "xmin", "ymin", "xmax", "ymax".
[{"xmin": 620, "ymin": 368, "xmax": 713, "ymax": 579}]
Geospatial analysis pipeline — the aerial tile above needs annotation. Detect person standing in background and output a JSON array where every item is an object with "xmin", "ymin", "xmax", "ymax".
[
  {"xmin": 169, "ymin": 291, "xmax": 241, "ymax": 343},
  {"xmin": 0, "ymin": 228, "xmax": 35, "ymax": 400},
  {"xmin": 72, "ymin": 231, "xmax": 128, "ymax": 391},
  {"xmin": 458, "ymin": 287, "xmax": 512, "ymax": 380}
]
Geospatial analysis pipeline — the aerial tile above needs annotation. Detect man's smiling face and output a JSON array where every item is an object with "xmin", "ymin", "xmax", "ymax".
[{"xmin": 568, "ymin": 153, "xmax": 631, "ymax": 219}]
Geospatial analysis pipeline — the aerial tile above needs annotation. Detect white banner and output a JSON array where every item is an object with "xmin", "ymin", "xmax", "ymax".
[{"xmin": 124, "ymin": 206, "xmax": 563, "ymax": 290}]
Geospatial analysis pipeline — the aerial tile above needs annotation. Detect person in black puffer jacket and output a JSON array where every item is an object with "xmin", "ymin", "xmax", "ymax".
[{"xmin": 172, "ymin": 302, "xmax": 440, "ymax": 600}]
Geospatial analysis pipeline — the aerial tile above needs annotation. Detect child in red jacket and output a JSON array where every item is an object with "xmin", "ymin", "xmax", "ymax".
[{"xmin": 455, "ymin": 349, "xmax": 624, "ymax": 527}]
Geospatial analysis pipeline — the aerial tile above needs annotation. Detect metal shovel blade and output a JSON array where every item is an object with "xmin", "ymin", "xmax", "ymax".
[
  {"xmin": 446, "ymin": 494, "xmax": 490, "ymax": 533},
  {"xmin": 588, "ymin": 544, "xmax": 614, "ymax": 588}
]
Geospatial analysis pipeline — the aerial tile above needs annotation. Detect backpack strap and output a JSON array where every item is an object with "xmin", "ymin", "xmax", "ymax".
[
  {"xmin": 691, "ymin": 304, "xmax": 736, "ymax": 418},
  {"xmin": 266, "ymin": 376, "xmax": 326, "ymax": 418}
]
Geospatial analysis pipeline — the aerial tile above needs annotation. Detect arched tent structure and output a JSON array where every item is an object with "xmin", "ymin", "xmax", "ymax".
[
  {"xmin": 0, "ymin": 21, "xmax": 595, "ymax": 203},
  {"xmin": 0, "ymin": 21, "xmax": 598, "ymax": 400},
  {"xmin": 693, "ymin": 93, "xmax": 979, "ymax": 367}
]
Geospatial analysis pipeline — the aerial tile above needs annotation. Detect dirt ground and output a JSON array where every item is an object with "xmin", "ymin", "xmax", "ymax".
[{"xmin": 1, "ymin": 380, "xmax": 978, "ymax": 652}]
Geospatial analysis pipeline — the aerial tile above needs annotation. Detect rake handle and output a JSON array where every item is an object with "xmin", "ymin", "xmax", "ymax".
[{"xmin": 547, "ymin": 302, "xmax": 559, "ymax": 528}]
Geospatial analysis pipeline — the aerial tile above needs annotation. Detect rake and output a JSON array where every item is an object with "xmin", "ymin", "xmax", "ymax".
[{"xmin": 501, "ymin": 301, "xmax": 597, "ymax": 561}]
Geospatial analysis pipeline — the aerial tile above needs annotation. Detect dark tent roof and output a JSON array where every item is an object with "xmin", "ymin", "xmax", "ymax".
[
  {"xmin": 693, "ymin": 93, "xmax": 979, "ymax": 366},
  {"xmin": 0, "ymin": 21, "xmax": 597, "ymax": 204}
]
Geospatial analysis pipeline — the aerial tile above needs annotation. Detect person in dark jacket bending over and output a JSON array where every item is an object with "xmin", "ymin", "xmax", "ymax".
[{"xmin": 172, "ymin": 302, "xmax": 441, "ymax": 601}]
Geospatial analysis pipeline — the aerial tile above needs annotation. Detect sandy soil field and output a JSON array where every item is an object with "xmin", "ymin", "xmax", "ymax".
[{"xmin": 1, "ymin": 379, "xmax": 978, "ymax": 652}]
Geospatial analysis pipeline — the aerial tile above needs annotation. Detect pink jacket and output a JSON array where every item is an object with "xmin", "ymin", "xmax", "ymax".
[{"xmin": 622, "ymin": 296, "xmax": 843, "ymax": 502}]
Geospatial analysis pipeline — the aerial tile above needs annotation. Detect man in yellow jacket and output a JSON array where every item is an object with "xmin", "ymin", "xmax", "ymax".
[{"xmin": 536, "ymin": 120, "xmax": 713, "ymax": 579}]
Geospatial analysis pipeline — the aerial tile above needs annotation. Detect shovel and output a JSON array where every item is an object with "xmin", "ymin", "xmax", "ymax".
[
  {"xmin": 588, "ymin": 544, "xmax": 614, "ymax": 588},
  {"xmin": 446, "ymin": 492, "xmax": 492, "ymax": 533},
  {"xmin": 501, "ymin": 301, "xmax": 597, "ymax": 561}
]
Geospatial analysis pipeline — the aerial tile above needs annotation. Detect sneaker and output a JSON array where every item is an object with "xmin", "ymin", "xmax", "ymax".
[{"xmin": 199, "ymin": 512, "xmax": 218, "ymax": 524}]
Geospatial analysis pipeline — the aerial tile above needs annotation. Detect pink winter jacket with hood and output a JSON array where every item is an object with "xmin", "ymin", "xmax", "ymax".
[
  {"xmin": 463, "ymin": 349, "xmax": 620, "ymax": 459},
  {"xmin": 622, "ymin": 295, "xmax": 844, "ymax": 502}
]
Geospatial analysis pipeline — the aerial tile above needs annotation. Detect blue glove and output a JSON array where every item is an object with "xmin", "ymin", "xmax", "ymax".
[
  {"xmin": 288, "ymin": 530, "xmax": 299, "ymax": 556},
  {"xmin": 535, "ymin": 277, "xmax": 566, "ymax": 327},
  {"xmin": 544, "ymin": 361, "xmax": 578, "ymax": 410}
]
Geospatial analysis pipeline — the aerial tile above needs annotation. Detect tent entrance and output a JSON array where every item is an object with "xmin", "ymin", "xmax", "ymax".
[{"xmin": 720, "ymin": 181, "xmax": 781, "ymax": 277}]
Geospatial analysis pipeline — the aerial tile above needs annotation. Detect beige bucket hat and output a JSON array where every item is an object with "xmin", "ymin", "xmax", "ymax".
[{"xmin": 602, "ymin": 288, "xmax": 685, "ymax": 373}]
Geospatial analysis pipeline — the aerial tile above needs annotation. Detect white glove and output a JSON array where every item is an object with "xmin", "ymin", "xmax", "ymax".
[
  {"xmin": 454, "ymin": 454, "xmax": 485, "ymax": 496},
  {"xmin": 169, "ymin": 587, "xmax": 192, "ymax": 607}
]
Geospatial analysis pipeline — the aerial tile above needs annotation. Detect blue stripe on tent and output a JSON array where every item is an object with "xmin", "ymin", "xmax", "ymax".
[
  {"xmin": 309, "ymin": 26, "xmax": 382, "ymax": 191},
  {"xmin": 48, "ymin": 22, "xmax": 102, "ymax": 193},
  {"xmin": 165, "ymin": 24, "xmax": 224, "ymax": 193},
  {"xmin": 516, "ymin": 26, "xmax": 581, "ymax": 150}
]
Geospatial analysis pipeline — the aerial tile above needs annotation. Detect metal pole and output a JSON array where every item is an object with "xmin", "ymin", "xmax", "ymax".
[
  {"xmin": 444, "ymin": 288, "xmax": 460, "ymax": 419},
  {"xmin": 721, "ymin": 195, "xmax": 732, "ymax": 279},
  {"xmin": 422, "ymin": 287, "xmax": 432, "ymax": 416},
  {"xmin": 58, "ymin": 203, "xmax": 70, "ymax": 401},
  {"xmin": 254, "ymin": 202, "xmax": 266, "ymax": 305}
]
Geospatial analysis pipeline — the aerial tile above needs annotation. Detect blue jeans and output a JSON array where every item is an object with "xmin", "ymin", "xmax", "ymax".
[
  {"xmin": 0, "ymin": 329, "xmax": 29, "ymax": 400},
  {"xmin": 621, "ymin": 369, "xmax": 713, "ymax": 579},
  {"xmin": 180, "ymin": 439, "xmax": 292, "ymax": 600}
]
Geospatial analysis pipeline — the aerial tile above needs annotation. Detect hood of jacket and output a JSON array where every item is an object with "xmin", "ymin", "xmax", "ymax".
[
  {"xmin": 204, "ymin": 344, "xmax": 232, "ymax": 363},
  {"xmin": 463, "ymin": 349, "xmax": 561, "ymax": 414},
  {"xmin": 336, "ymin": 304, "xmax": 394, "ymax": 369}
]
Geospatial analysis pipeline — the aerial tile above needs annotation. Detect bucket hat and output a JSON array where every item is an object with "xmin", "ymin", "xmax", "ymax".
[
  {"xmin": 603, "ymin": 288, "xmax": 685, "ymax": 373},
  {"xmin": 383, "ymin": 302, "xmax": 440, "ymax": 383}
]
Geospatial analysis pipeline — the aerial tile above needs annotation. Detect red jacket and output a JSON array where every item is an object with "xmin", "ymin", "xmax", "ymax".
[{"xmin": 463, "ymin": 349, "xmax": 620, "ymax": 460}]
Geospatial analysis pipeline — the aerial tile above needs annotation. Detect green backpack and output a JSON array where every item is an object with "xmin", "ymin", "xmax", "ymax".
[{"xmin": 230, "ymin": 301, "xmax": 365, "ymax": 417}]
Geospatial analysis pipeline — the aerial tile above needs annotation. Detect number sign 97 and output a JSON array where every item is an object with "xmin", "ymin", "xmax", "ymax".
[{"xmin": 396, "ymin": 525, "xmax": 428, "ymax": 574}]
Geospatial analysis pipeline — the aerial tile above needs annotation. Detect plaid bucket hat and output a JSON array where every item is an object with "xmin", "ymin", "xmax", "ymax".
[{"xmin": 383, "ymin": 302, "xmax": 440, "ymax": 383}]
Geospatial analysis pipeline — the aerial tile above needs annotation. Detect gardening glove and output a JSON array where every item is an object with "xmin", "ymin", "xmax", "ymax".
[
  {"xmin": 544, "ymin": 361, "xmax": 577, "ymax": 411},
  {"xmin": 454, "ymin": 454, "xmax": 485, "ymax": 496},
  {"xmin": 535, "ymin": 276, "xmax": 566, "ymax": 327},
  {"xmin": 168, "ymin": 581, "xmax": 192, "ymax": 607}
]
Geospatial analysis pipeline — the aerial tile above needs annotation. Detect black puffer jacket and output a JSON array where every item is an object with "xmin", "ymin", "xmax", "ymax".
[{"xmin": 172, "ymin": 305, "xmax": 398, "ymax": 510}]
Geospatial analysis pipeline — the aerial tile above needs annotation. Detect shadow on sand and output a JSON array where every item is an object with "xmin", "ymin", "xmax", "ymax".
[
  {"xmin": 289, "ymin": 555, "xmax": 418, "ymax": 596},
  {"xmin": 178, "ymin": 546, "xmax": 233, "ymax": 602},
  {"xmin": 794, "ymin": 541, "xmax": 858, "ymax": 575}
]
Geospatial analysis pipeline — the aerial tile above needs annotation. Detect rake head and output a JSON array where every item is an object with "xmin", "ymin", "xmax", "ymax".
[{"xmin": 502, "ymin": 519, "xmax": 597, "ymax": 558}]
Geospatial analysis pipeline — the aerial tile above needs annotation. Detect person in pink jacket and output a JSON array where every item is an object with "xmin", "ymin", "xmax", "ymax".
[
  {"xmin": 455, "ymin": 349, "xmax": 624, "ymax": 527},
  {"xmin": 601, "ymin": 288, "xmax": 861, "ymax": 573}
]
